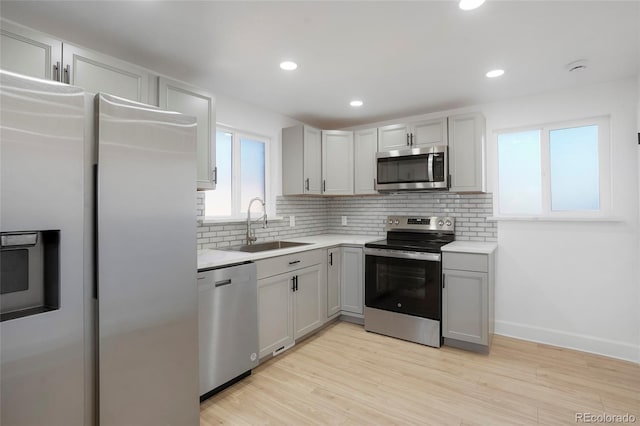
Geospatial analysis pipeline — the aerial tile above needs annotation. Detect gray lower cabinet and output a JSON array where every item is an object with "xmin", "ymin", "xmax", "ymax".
[
  {"xmin": 340, "ymin": 246, "xmax": 364, "ymax": 315},
  {"xmin": 256, "ymin": 250, "xmax": 326, "ymax": 359},
  {"xmin": 442, "ymin": 251, "xmax": 495, "ymax": 351},
  {"xmin": 327, "ymin": 247, "xmax": 341, "ymax": 318}
]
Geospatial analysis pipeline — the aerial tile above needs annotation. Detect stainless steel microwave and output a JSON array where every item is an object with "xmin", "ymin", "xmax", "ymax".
[{"xmin": 375, "ymin": 145, "xmax": 449, "ymax": 191}]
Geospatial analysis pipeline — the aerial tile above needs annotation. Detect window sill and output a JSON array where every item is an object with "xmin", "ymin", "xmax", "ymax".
[
  {"xmin": 198, "ymin": 216, "xmax": 285, "ymax": 225},
  {"xmin": 487, "ymin": 216, "xmax": 623, "ymax": 223}
]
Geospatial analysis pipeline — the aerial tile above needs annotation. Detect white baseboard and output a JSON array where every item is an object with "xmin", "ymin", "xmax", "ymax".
[{"xmin": 494, "ymin": 320, "xmax": 640, "ymax": 363}]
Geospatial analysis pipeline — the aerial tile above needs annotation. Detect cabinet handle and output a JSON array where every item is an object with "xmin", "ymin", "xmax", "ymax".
[
  {"xmin": 288, "ymin": 260, "xmax": 300, "ymax": 265},
  {"xmin": 211, "ymin": 167, "xmax": 218, "ymax": 185},
  {"xmin": 410, "ymin": 133, "xmax": 414, "ymax": 146},
  {"xmin": 329, "ymin": 252, "xmax": 333, "ymax": 266},
  {"xmin": 53, "ymin": 61, "xmax": 61, "ymax": 82},
  {"xmin": 442, "ymin": 273, "xmax": 445, "ymax": 288},
  {"xmin": 305, "ymin": 178, "xmax": 310, "ymax": 191},
  {"xmin": 292, "ymin": 276, "xmax": 296, "ymax": 292},
  {"xmin": 295, "ymin": 276, "xmax": 298, "ymax": 292},
  {"xmin": 406, "ymin": 133, "xmax": 410, "ymax": 146},
  {"xmin": 323, "ymin": 180, "xmax": 326, "ymax": 192},
  {"xmin": 63, "ymin": 64, "xmax": 70, "ymax": 84}
]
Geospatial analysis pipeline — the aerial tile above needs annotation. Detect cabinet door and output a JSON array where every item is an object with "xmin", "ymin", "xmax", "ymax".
[
  {"xmin": 322, "ymin": 130, "xmax": 354, "ymax": 195},
  {"xmin": 293, "ymin": 264, "xmax": 325, "ymax": 339},
  {"xmin": 354, "ymin": 128, "xmax": 378, "ymax": 194},
  {"xmin": 62, "ymin": 43, "xmax": 149, "ymax": 103},
  {"xmin": 303, "ymin": 126, "xmax": 322, "ymax": 194},
  {"xmin": 159, "ymin": 77, "xmax": 215, "ymax": 190},
  {"xmin": 448, "ymin": 112, "xmax": 485, "ymax": 192},
  {"xmin": 412, "ymin": 117, "xmax": 447, "ymax": 148},
  {"xmin": 258, "ymin": 274, "xmax": 294, "ymax": 358},
  {"xmin": 442, "ymin": 269, "xmax": 488, "ymax": 345},
  {"xmin": 326, "ymin": 248, "xmax": 341, "ymax": 318},
  {"xmin": 377, "ymin": 123, "xmax": 410, "ymax": 152},
  {"xmin": 0, "ymin": 20, "xmax": 62, "ymax": 81},
  {"xmin": 341, "ymin": 247, "xmax": 364, "ymax": 314}
]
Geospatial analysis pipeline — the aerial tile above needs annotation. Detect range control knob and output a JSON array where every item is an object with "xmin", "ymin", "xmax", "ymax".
[
  {"xmin": 438, "ymin": 220, "xmax": 444, "ymax": 227},
  {"xmin": 445, "ymin": 220, "xmax": 452, "ymax": 227},
  {"xmin": 388, "ymin": 219, "xmax": 394, "ymax": 224},
  {"xmin": 394, "ymin": 220, "xmax": 400, "ymax": 225}
]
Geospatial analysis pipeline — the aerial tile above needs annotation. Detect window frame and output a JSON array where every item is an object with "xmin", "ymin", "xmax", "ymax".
[
  {"xmin": 494, "ymin": 116, "xmax": 611, "ymax": 219},
  {"xmin": 204, "ymin": 125, "xmax": 271, "ymax": 221}
]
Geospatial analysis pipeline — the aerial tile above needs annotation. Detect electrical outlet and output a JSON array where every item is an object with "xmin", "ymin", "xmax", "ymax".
[
  {"xmin": 341, "ymin": 216, "xmax": 348, "ymax": 226},
  {"xmin": 289, "ymin": 215, "xmax": 295, "ymax": 227}
]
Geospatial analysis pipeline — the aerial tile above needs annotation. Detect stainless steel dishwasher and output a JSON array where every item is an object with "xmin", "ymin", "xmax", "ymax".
[{"xmin": 198, "ymin": 261, "xmax": 258, "ymax": 401}]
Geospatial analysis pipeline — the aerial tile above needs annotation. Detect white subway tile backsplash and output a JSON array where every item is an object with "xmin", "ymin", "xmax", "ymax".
[{"xmin": 196, "ymin": 193, "xmax": 497, "ymax": 249}]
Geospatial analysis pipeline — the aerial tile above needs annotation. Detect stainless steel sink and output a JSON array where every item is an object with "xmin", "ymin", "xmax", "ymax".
[{"xmin": 227, "ymin": 241, "xmax": 311, "ymax": 253}]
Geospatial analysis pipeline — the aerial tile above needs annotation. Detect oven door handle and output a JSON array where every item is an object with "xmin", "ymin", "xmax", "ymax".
[{"xmin": 364, "ymin": 247, "xmax": 441, "ymax": 262}]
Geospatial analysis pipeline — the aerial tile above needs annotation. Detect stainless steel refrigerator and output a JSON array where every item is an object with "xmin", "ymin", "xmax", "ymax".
[{"xmin": 0, "ymin": 70, "xmax": 200, "ymax": 425}]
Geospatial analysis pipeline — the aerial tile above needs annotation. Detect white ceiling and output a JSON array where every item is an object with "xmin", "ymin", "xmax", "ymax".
[{"xmin": 1, "ymin": 1, "xmax": 638, "ymax": 128}]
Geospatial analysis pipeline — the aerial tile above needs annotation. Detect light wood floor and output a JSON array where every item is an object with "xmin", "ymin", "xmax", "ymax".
[{"xmin": 200, "ymin": 321, "xmax": 639, "ymax": 425}]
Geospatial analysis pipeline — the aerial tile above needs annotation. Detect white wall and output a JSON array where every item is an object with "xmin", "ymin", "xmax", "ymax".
[
  {"xmin": 484, "ymin": 78, "xmax": 639, "ymax": 362},
  {"xmin": 213, "ymin": 93, "xmax": 301, "ymax": 214}
]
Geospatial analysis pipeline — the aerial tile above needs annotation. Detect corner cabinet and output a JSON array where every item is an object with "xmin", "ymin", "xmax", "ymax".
[
  {"xmin": 442, "ymin": 248, "xmax": 495, "ymax": 352},
  {"xmin": 282, "ymin": 125, "xmax": 322, "ymax": 195},
  {"xmin": 321, "ymin": 130, "xmax": 354, "ymax": 195},
  {"xmin": 448, "ymin": 112, "xmax": 485, "ymax": 192},
  {"xmin": 158, "ymin": 77, "xmax": 216, "ymax": 190},
  {"xmin": 354, "ymin": 128, "xmax": 378, "ymax": 194}
]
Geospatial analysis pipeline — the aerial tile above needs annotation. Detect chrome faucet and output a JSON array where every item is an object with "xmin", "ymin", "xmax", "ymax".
[{"xmin": 246, "ymin": 197, "xmax": 267, "ymax": 245}]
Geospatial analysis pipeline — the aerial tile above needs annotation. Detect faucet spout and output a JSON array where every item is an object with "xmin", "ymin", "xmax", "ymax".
[{"xmin": 246, "ymin": 197, "xmax": 267, "ymax": 245}]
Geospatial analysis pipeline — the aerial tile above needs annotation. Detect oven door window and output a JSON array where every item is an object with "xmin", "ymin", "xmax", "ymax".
[{"xmin": 365, "ymin": 254, "xmax": 441, "ymax": 320}]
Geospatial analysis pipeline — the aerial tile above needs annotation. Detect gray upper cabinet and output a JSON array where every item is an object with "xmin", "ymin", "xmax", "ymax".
[
  {"xmin": 321, "ymin": 130, "xmax": 354, "ymax": 195},
  {"xmin": 378, "ymin": 118, "xmax": 447, "ymax": 152},
  {"xmin": 448, "ymin": 112, "xmax": 485, "ymax": 192},
  {"xmin": 354, "ymin": 128, "xmax": 378, "ymax": 195},
  {"xmin": 63, "ymin": 43, "xmax": 149, "ymax": 103},
  {"xmin": 0, "ymin": 19, "xmax": 61, "ymax": 81},
  {"xmin": 282, "ymin": 125, "xmax": 322, "ymax": 195},
  {"xmin": 158, "ymin": 77, "xmax": 216, "ymax": 190},
  {"xmin": 1, "ymin": 20, "xmax": 149, "ymax": 103},
  {"xmin": 377, "ymin": 123, "xmax": 411, "ymax": 151},
  {"xmin": 412, "ymin": 118, "xmax": 448, "ymax": 148}
]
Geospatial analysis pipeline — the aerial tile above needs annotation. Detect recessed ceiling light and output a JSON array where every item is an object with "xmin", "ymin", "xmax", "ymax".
[
  {"xmin": 279, "ymin": 61, "xmax": 298, "ymax": 71},
  {"xmin": 486, "ymin": 69, "xmax": 505, "ymax": 78},
  {"xmin": 459, "ymin": 0, "xmax": 485, "ymax": 11},
  {"xmin": 350, "ymin": 100, "xmax": 364, "ymax": 107}
]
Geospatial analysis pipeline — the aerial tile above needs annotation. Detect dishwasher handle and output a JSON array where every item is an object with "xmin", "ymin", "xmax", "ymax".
[{"xmin": 214, "ymin": 279, "xmax": 232, "ymax": 287}]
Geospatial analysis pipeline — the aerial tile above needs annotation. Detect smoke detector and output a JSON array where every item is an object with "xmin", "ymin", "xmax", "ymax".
[{"xmin": 566, "ymin": 59, "xmax": 588, "ymax": 72}]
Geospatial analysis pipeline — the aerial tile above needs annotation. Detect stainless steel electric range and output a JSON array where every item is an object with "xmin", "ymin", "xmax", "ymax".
[{"xmin": 363, "ymin": 215, "xmax": 455, "ymax": 347}]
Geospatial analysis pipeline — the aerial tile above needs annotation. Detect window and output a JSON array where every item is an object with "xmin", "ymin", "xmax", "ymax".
[
  {"xmin": 204, "ymin": 127, "xmax": 268, "ymax": 219},
  {"xmin": 496, "ymin": 117, "xmax": 610, "ymax": 218}
]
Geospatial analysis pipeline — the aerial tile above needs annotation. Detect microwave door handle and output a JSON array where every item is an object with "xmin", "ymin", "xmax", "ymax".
[{"xmin": 427, "ymin": 154, "xmax": 434, "ymax": 182}]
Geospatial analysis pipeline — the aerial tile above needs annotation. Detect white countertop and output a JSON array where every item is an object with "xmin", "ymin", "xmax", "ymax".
[
  {"xmin": 441, "ymin": 241, "xmax": 498, "ymax": 254},
  {"xmin": 197, "ymin": 234, "xmax": 382, "ymax": 270}
]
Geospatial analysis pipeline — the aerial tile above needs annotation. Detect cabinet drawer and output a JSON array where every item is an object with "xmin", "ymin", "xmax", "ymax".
[
  {"xmin": 256, "ymin": 249, "xmax": 325, "ymax": 279},
  {"xmin": 443, "ymin": 252, "xmax": 488, "ymax": 272}
]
